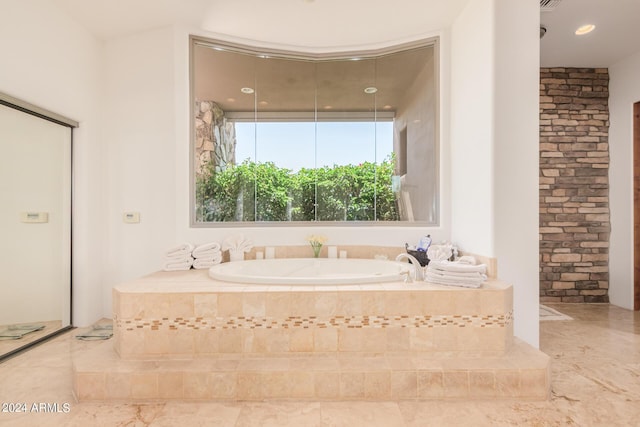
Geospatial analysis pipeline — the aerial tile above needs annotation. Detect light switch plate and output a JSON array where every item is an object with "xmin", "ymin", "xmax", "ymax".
[
  {"xmin": 123, "ymin": 212, "xmax": 140, "ymax": 223},
  {"xmin": 20, "ymin": 212, "xmax": 48, "ymax": 223}
]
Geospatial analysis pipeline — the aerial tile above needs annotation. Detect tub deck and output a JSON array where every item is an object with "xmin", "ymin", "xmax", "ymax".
[{"xmin": 73, "ymin": 269, "xmax": 550, "ymax": 401}]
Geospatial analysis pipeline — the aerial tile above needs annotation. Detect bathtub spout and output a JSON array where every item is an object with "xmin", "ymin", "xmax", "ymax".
[{"xmin": 395, "ymin": 253, "xmax": 425, "ymax": 281}]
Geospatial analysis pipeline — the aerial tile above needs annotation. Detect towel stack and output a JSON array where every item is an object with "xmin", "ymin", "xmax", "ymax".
[
  {"xmin": 163, "ymin": 243, "xmax": 194, "ymax": 271},
  {"xmin": 192, "ymin": 242, "xmax": 222, "ymax": 269},
  {"xmin": 425, "ymin": 256, "xmax": 487, "ymax": 288}
]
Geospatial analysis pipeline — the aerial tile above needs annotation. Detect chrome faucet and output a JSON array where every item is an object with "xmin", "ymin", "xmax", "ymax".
[{"xmin": 395, "ymin": 253, "xmax": 425, "ymax": 281}]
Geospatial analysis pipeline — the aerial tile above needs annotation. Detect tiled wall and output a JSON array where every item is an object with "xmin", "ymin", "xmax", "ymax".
[{"xmin": 539, "ymin": 67, "xmax": 610, "ymax": 303}]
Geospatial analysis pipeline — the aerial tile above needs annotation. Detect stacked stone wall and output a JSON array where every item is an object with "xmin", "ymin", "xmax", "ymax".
[{"xmin": 539, "ymin": 67, "xmax": 610, "ymax": 303}]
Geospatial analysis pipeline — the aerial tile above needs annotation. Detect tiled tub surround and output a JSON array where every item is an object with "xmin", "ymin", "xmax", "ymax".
[
  {"xmin": 74, "ymin": 268, "xmax": 550, "ymax": 401},
  {"xmin": 112, "ymin": 270, "xmax": 514, "ymax": 359}
]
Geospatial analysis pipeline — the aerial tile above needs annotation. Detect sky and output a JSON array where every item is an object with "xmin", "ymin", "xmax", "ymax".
[{"xmin": 235, "ymin": 121, "xmax": 393, "ymax": 171}]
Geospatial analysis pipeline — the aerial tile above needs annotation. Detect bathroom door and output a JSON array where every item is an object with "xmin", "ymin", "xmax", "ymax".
[{"xmin": 0, "ymin": 95, "xmax": 75, "ymax": 359}]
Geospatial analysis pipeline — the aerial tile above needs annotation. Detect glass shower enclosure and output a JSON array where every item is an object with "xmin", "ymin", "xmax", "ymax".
[{"xmin": 0, "ymin": 92, "xmax": 75, "ymax": 361}]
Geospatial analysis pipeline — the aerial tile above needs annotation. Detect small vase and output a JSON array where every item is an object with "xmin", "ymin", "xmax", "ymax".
[{"xmin": 311, "ymin": 244, "xmax": 322, "ymax": 258}]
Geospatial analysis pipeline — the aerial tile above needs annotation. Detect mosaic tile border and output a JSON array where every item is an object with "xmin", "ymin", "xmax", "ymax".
[{"xmin": 116, "ymin": 311, "xmax": 513, "ymax": 331}]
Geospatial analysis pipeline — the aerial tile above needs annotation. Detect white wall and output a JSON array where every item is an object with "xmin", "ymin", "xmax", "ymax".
[
  {"xmin": 102, "ymin": 28, "xmax": 179, "ymax": 315},
  {"xmin": 450, "ymin": 0, "xmax": 495, "ymax": 257},
  {"xmin": 451, "ymin": 0, "xmax": 540, "ymax": 346},
  {"xmin": 0, "ymin": 0, "xmax": 104, "ymax": 327},
  {"xmin": 492, "ymin": 0, "xmax": 540, "ymax": 346},
  {"xmin": 608, "ymin": 50, "xmax": 640, "ymax": 309}
]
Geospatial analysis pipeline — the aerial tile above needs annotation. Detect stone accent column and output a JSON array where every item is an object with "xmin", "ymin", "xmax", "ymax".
[
  {"xmin": 194, "ymin": 101, "xmax": 236, "ymax": 176},
  {"xmin": 539, "ymin": 68, "xmax": 610, "ymax": 303}
]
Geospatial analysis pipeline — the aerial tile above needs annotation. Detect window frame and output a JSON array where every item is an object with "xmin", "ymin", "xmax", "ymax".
[{"xmin": 188, "ymin": 35, "xmax": 440, "ymax": 228}]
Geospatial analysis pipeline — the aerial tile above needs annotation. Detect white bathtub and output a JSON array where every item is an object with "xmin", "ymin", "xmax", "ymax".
[{"xmin": 208, "ymin": 258, "xmax": 412, "ymax": 285}]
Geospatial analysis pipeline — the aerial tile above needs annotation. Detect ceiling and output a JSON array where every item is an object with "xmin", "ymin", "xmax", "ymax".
[
  {"xmin": 194, "ymin": 43, "xmax": 434, "ymax": 113},
  {"xmin": 540, "ymin": 0, "xmax": 640, "ymax": 67},
  {"xmin": 51, "ymin": 0, "xmax": 640, "ymax": 68}
]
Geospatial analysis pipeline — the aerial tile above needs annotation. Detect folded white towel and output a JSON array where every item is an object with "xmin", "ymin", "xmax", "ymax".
[
  {"xmin": 192, "ymin": 249, "xmax": 220, "ymax": 259},
  {"xmin": 165, "ymin": 243, "xmax": 194, "ymax": 258},
  {"xmin": 457, "ymin": 256, "xmax": 477, "ymax": 265},
  {"xmin": 163, "ymin": 256, "xmax": 194, "ymax": 271},
  {"xmin": 193, "ymin": 255, "xmax": 222, "ymax": 269},
  {"xmin": 425, "ymin": 258, "xmax": 487, "ymax": 288},
  {"xmin": 424, "ymin": 273, "xmax": 484, "ymax": 288},
  {"xmin": 426, "ymin": 269, "xmax": 487, "ymax": 281},
  {"xmin": 192, "ymin": 242, "xmax": 221, "ymax": 258},
  {"xmin": 428, "ymin": 260, "xmax": 487, "ymax": 275},
  {"xmin": 426, "ymin": 269, "xmax": 486, "ymax": 283}
]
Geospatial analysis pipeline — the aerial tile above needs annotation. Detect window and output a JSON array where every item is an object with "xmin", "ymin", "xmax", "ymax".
[{"xmin": 190, "ymin": 37, "xmax": 438, "ymax": 225}]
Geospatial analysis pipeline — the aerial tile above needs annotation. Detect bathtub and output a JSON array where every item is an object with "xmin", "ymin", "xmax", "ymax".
[{"xmin": 208, "ymin": 257, "xmax": 412, "ymax": 285}]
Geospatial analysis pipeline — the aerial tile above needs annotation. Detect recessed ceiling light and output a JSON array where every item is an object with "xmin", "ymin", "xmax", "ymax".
[
  {"xmin": 324, "ymin": 105, "xmax": 333, "ymax": 110},
  {"xmin": 240, "ymin": 87, "xmax": 254, "ymax": 94},
  {"xmin": 259, "ymin": 101, "xmax": 268, "ymax": 106},
  {"xmin": 364, "ymin": 87, "xmax": 378, "ymax": 94},
  {"xmin": 383, "ymin": 105, "xmax": 392, "ymax": 110},
  {"xmin": 575, "ymin": 24, "xmax": 595, "ymax": 35},
  {"xmin": 226, "ymin": 98, "xmax": 236, "ymax": 103}
]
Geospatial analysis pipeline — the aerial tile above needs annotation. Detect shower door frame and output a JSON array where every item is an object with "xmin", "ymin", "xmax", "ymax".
[{"xmin": 0, "ymin": 92, "xmax": 77, "ymax": 362}]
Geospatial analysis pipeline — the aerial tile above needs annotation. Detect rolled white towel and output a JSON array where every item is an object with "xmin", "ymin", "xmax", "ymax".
[
  {"xmin": 193, "ymin": 242, "xmax": 221, "ymax": 258},
  {"xmin": 163, "ymin": 256, "xmax": 194, "ymax": 271},
  {"xmin": 165, "ymin": 243, "xmax": 194, "ymax": 258},
  {"xmin": 193, "ymin": 255, "xmax": 222, "ymax": 270}
]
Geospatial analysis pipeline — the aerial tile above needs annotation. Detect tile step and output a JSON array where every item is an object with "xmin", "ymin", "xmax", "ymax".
[{"xmin": 73, "ymin": 338, "xmax": 549, "ymax": 402}]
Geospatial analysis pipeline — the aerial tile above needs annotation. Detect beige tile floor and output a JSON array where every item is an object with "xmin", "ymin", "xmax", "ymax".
[{"xmin": 0, "ymin": 303, "xmax": 638, "ymax": 427}]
